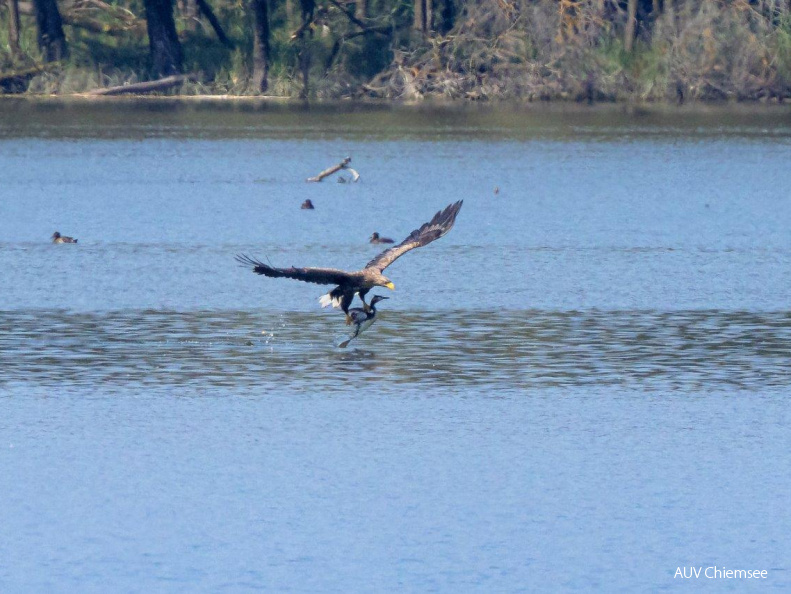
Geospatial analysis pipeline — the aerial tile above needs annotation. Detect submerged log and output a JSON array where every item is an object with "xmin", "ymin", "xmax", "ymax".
[
  {"xmin": 307, "ymin": 157, "xmax": 359, "ymax": 182},
  {"xmin": 87, "ymin": 73, "xmax": 197, "ymax": 95}
]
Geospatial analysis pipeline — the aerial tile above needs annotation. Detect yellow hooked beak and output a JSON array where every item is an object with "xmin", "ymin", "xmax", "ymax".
[{"xmin": 385, "ymin": 282, "xmax": 395, "ymax": 290}]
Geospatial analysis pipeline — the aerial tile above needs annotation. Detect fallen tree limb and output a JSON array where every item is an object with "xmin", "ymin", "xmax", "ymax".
[
  {"xmin": 307, "ymin": 157, "xmax": 358, "ymax": 182},
  {"xmin": 324, "ymin": 26, "xmax": 393, "ymax": 74},
  {"xmin": 87, "ymin": 73, "xmax": 198, "ymax": 96},
  {"xmin": 0, "ymin": 64, "xmax": 57, "ymax": 93},
  {"xmin": 0, "ymin": 66, "xmax": 44, "ymax": 84},
  {"xmin": 336, "ymin": 168, "xmax": 360, "ymax": 183},
  {"xmin": 63, "ymin": 14, "xmax": 146, "ymax": 35},
  {"xmin": 194, "ymin": 0, "xmax": 235, "ymax": 49},
  {"xmin": 327, "ymin": 0, "xmax": 369, "ymax": 30},
  {"xmin": 17, "ymin": 0, "xmax": 147, "ymax": 36}
]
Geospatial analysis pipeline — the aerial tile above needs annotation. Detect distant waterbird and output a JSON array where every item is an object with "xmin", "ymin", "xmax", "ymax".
[
  {"xmin": 236, "ymin": 200, "xmax": 463, "ymax": 324},
  {"xmin": 301, "ymin": 199, "xmax": 315, "ymax": 210},
  {"xmin": 339, "ymin": 295, "xmax": 388, "ymax": 348},
  {"xmin": 52, "ymin": 231, "xmax": 77, "ymax": 244},
  {"xmin": 369, "ymin": 232, "xmax": 394, "ymax": 244}
]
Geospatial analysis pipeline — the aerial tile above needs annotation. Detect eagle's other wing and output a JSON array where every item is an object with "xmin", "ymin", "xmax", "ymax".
[
  {"xmin": 364, "ymin": 200, "xmax": 463, "ymax": 272},
  {"xmin": 235, "ymin": 254, "xmax": 354, "ymax": 286}
]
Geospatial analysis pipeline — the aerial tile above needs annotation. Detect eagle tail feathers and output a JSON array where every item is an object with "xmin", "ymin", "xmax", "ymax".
[{"xmin": 319, "ymin": 292, "xmax": 343, "ymax": 309}]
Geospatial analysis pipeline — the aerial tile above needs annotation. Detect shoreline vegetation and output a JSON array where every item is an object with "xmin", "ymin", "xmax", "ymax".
[{"xmin": 2, "ymin": 1, "xmax": 791, "ymax": 103}]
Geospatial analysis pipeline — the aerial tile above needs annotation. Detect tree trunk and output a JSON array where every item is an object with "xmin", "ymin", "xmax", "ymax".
[
  {"xmin": 664, "ymin": 0, "xmax": 675, "ymax": 32},
  {"xmin": 624, "ymin": 0, "xmax": 637, "ymax": 53},
  {"xmin": 299, "ymin": 46, "xmax": 310, "ymax": 99},
  {"xmin": 144, "ymin": 0, "xmax": 183, "ymax": 78},
  {"xmin": 251, "ymin": 0, "xmax": 270, "ymax": 93},
  {"xmin": 33, "ymin": 0, "xmax": 68, "ymax": 62},
  {"xmin": 437, "ymin": 0, "xmax": 453, "ymax": 34},
  {"xmin": 414, "ymin": 0, "xmax": 431, "ymax": 33},
  {"xmin": 8, "ymin": 0, "xmax": 22, "ymax": 56},
  {"xmin": 285, "ymin": 0, "xmax": 294, "ymax": 27},
  {"xmin": 180, "ymin": 0, "xmax": 198, "ymax": 32},
  {"xmin": 299, "ymin": 0, "xmax": 314, "ymax": 23},
  {"xmin": 355, "ymin": 0, "xmax": 367, "ymax": 21}
]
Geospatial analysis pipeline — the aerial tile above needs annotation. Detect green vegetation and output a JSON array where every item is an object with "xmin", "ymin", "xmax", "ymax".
[{"xmin": 2, "ymin": 0, "xmax": 791, "ymax": 101}]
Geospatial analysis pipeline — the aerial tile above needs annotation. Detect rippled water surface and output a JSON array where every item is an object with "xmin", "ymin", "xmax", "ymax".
[{"xmin": 1, "ymin": 102, "xmax": 790, "ymax": 592}]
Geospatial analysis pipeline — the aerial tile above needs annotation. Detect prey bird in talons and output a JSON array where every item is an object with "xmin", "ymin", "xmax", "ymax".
[
  {"xmin": 339, "ymin": 295, "xmax": 388, "ymax": 348},
  {"xmin": 236, "ymin": 200, "xmax": 463, "ymax": 324}
]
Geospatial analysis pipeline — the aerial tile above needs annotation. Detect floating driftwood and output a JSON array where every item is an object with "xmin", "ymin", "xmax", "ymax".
[
  {"xmin": 87, "ymin": 74, "xmax": 197, "ymax": 96},
  {"xmin": 307, "ymin": 157, "xmax": 359, "ymax": 183}
]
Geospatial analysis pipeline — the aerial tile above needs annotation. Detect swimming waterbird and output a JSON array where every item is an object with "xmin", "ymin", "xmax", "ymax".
[
  {"xmin": 52, "ymin": 232, "xmax": 77, "ymax": 244},
  {"xmin": 339, "ymin": 295, "xmax": 388, "ymax": 348},
  {"xmin": 301, "ymin": 199, "xmax": 315, "ymax": 210},
  {"xmin": 236, "ymin": 200, "xmax": 463, "ymax": 323},
  {"xmin": 369, "ymin": 232, "xmax": 394, "ymax": 244}
]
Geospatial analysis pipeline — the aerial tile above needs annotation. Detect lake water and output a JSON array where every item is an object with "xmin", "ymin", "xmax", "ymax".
[{"xmin": 1, "ymin": 100, "xmax": 790, "ymax": 591}]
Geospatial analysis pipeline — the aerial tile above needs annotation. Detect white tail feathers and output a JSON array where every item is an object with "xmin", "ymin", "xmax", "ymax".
[{"xmin": 319, "ymin": 293, "xmax": 342, "ymax": 309}]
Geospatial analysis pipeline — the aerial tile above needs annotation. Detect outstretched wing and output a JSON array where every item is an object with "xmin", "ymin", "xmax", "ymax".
[
  {"xmin": 365, "ymin": 200, "xmax": 463, "ymax": 272},
  {"xmin": 235, "ymin": 254, "xmax": 353, "ymax": 286}
]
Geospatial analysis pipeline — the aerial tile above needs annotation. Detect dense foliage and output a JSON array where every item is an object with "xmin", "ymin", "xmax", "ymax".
[{"xmin": 3, "ymin": 0, "xmax": 791, "ymax": 100}]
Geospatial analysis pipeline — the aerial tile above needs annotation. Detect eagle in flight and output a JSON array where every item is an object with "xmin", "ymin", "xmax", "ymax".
[{"xmin": 236, "ymin": 200, "xmax": 463, "ymax": 322}]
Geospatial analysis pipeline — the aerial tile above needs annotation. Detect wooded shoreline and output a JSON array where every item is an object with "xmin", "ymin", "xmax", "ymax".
[
  {"xmin": 4, "ymin": 94, "xmax": 790, "ymax": 123},
  {"xmin": 3, "ymin": 1, "xmax": 791, "ymax": 103}
]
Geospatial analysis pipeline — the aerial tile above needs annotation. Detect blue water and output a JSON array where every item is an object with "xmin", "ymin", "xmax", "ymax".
[{"xmin": 1, "ymin": 102, "xmax": 789, "ymax": 591}]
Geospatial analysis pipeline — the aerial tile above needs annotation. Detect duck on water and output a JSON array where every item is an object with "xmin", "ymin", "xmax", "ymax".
[
  {"xmin": 52, "ymin": 232, "xmax": 77, "ymax": 244},
  {"xmin": 369, "ymin": 232, "xmax": 393, "ymax": 244}
]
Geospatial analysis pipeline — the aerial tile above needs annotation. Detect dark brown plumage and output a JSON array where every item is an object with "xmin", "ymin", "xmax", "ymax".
[
  {"xmin": 236, "ymin": 200, "xmax": 463, "ymax": 321},
  {"xmin": 301, "ymin": 199, "xmax": 315, "ymax": 210},
  {"xmin": 52, "ymin": 231, "xmax": 77, "ymax": 244},
  {"xmin": 369, "ymin": 232, "xmax": 394, "ymax": 244}
]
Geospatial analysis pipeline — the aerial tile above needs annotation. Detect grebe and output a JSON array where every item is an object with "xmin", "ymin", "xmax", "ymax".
[
  {"xmin": 52, "ymin": 232, "xmax": 77, "ymax": 244},
  {"xmin": 369, "ymin": 232, "xmax": 394, "ymax": 244}
]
